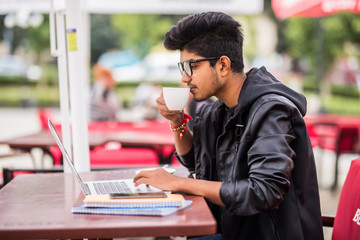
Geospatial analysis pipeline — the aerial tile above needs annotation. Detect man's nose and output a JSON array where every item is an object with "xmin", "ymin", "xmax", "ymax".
[{"xmin": 181, "ymin": 72, "xmax": 191, "ymax": 84}]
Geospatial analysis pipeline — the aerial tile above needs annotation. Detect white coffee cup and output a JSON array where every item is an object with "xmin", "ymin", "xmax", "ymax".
[{"xmin": 163, "ymin": 87, "xmax": 190, "ymax": 110}]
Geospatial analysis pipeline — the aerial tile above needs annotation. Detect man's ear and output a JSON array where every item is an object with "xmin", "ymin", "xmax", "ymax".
[{"xmin": 218, "ymin": 56, "xmax": 232, "ymax": 76}]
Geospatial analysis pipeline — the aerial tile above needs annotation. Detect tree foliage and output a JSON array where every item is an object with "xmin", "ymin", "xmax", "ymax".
[
  {"xmin": 0, "ymin": 13, "xmax": 182, "ymax": 65},
  {"xmin": 90, "ymin": 14, "xmax": 120, "ymax": 64},
  {"xmin": 282, "ymin": 13, "xmax": 360, "ymax": 75},
  {"xmin": 262, "ymin": 0, "xmax": 360, "ymax": 98},
  {"xmin": 27, "ymin": 15, "xmax": 50, "ymax": 63},
  {"xmin": 110, "ymin": 14, "xmax": 176, "ymax": 58},
  {"xmin": 263, "ymin": 0, "xmax": 360, "ymax": 78}
]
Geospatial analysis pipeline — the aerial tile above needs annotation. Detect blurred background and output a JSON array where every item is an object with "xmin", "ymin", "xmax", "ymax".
[
  {"xmin": 0, "ymin": 0, "xmax": 358, "ymax": 113},
  {"xmin": 0, "ymin": 0, "xmax": 359, "ymax": 239}
]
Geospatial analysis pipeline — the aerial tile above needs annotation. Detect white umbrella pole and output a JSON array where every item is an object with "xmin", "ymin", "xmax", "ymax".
[
  {"xmin": 65, "ymin": 0, "xmax": 90, "ymax": 172},
  {"xmin": 50, "ymin": 0, "xmax": 72, "ymax": 173}
]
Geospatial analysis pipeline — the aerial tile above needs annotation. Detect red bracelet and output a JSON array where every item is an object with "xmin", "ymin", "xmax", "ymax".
[{"xmin": 169, "ymin": 113, "xmax": 193, "ymax": 140}]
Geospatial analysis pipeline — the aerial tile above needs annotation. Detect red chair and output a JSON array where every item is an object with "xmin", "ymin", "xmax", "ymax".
[
  {"xmin": 323, "ymin": 157, "xmax": 360, "ymax": 240},
  {"xmin": 89, "ymin": 143, "xmax": 159, "ymax": 168},
  {"xmin": 306, "ymin": 123, "xmax": 320, "ymax": 148},
  {"xmin": 38, "ymin": 108, "xmax": 54, "ymax": 131},
  {"xmin": 311, "ymin": 123, "xmax": 359, "ymax": 190},
  {"xmin": 37, "ymin": 108, "xmax": 63, "ymax": 165}
]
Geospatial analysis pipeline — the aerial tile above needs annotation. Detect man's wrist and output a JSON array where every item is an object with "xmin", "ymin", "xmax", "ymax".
[
  {"xmin": 169, "ymin": 114, "xmax": 193, "ymax": 140},
  {"xmin": 174, "ymin": 176, "xmax": 189, "ymax": 193},
  {"xmin": 170, "ymin": 114, "xmax": 192, "ymax": 127},
  {"xmin": 170, "ymin": 119, "xmax": 183, "ymax": 127}
]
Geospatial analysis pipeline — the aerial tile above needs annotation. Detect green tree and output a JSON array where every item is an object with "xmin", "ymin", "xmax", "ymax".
[
  {"xmin": 27, "ymin": 15, "xmax": 50, "ymax": 63},
  {"xmin": 0, "ymin": 14, "xmax": 50, "ymax": 60},
  {"xmin": 110, "ymin": 14, "xmax": 175, "ymax": 58},
  {"xmin": 264, "ymin": 0, "xmax": 360, "ymax": 80},
  {"xmin": 0, "ymin": 15, "xmax": 5, "ymax": 41},
  {"xmin": 282, "ymin": 13, "xmax": 360, "ymax": 76},
  {"xmin": 90, "ymin": 14, "xmax": 120, "ymax": 64}
]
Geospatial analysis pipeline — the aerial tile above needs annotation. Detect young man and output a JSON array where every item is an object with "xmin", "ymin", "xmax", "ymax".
[{"xmin": 134, "ymin": 12, "xmax": 323, "ymax": 239}]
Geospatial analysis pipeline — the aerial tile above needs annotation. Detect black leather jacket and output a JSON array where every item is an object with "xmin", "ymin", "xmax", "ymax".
[{"xmin": 178, "ymin": 67, "xmax": 323, "ymax": 240}]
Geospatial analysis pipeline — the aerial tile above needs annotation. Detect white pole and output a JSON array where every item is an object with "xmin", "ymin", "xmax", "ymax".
[
  {"xmin": 49, "ymin": 0, "xmax": 72, "ymax": 173},
  {"xmin": 57, "ymin": 11, "xmax": 73, "ymax": 173},
  {"xmin": 65, "ymin": 0, "xmax": 90, "ymax": 172},
  {"xmin": 82, "ymin": 12, "xmax": 91, "ymax": 120}
]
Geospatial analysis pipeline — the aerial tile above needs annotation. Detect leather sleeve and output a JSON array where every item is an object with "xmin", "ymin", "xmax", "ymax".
[
  {"xmin": 175, "ymin": 146, "xmax": 196, "ymax": 173},
  {"xmin": 220, "ymin": 100, "xmax": 297, "ymax": 215}
]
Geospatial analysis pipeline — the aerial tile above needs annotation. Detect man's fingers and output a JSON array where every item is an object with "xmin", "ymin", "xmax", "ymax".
[
  {"xmin": 133, "ymin": 168, "xmax": 162, "ymax": 186},
  {"xmin": 133, "ymin": 170, "xmax": 151, "ymax": 181},
  {"xmin": 156, "ymin": 94, "xmax": 165, "ymax": 105},
  {"xmin": 133, "ymin": 175, "xmax": 152, "ymax": 186}
]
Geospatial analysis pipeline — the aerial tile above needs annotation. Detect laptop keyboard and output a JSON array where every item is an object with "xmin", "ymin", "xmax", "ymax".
[{"xmin": 94, "ymin": 181, "xmax": 132, "ymax": 194}]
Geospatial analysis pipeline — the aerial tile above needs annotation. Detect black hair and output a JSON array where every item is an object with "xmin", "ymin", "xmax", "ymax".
[{"xmin": 164, "ymin": 12, "xmax": 244, "ymax": 73}]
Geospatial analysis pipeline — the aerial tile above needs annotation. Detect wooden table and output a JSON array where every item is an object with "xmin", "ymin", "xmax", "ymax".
[
  {"xmin": 0, "ymin": 125, "xmax": 175, "ymax": 165},
  {"xmin": 0, "ymin": 167, "xmax": 217, "ymax": 239}
]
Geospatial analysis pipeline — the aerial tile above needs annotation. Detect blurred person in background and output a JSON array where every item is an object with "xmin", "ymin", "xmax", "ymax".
[
  {"xmin": 89, "ymin": 64, "xmax": 121, "ymax": 121},
  {"xmin": 132, "ymin": 82, "xmax": 162, "ymax": 120},
  {"xmin": 134, "ymin": 12, "xmax": 323, "ymax": 239}
]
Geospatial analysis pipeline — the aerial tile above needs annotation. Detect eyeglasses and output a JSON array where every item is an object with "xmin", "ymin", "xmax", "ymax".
[{"xmin": 178, "ymin": 57, "xmax": 219, "ymax": 77}]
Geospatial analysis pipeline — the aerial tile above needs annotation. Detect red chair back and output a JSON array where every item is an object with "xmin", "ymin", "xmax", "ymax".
[
  {"xmin": 332, "ymin": 158, "xmax": 360, "ymax": 240},
  {"xmin": 38, "ymin": 108, "xmax": 54, "ymax": 130},
  {"xmin": 337, "ymin": 128, "xmax": 359, "ymax": 154}
]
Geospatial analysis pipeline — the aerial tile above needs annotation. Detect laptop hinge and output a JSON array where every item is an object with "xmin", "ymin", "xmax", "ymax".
[{"xmin": 82, "ymin": 183, "xmax": 91, "ymax": 195}]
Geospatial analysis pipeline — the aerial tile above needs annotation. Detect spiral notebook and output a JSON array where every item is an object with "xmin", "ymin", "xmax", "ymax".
[
  {"xmin": 82, "ymin": 193, "xmax": 186, "ymax": 208},
  {"xmin": 71, "ymin": 200, "xmax": 192, "ymax": 217}
]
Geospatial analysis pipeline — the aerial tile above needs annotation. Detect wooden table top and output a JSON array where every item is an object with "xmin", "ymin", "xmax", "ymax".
[{"xmin": 0, "ymin": 167, "xmax": 216, "ymax": 240}]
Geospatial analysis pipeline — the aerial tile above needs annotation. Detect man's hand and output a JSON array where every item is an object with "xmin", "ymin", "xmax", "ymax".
[
  {"xmin": 133, "ymin": 168, "xmax": 225, "ymax": 207},
  {"xmin": 133, "ymin": 168, "xmax": 183, "ymax": 192},
  {"xmin": 156, "ymin": 92, "xmax": 184, "ymax": 126}
]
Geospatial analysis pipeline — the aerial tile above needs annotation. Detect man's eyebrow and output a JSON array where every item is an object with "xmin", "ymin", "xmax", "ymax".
[{"xmin": 180, "ymin": 58, "xmax": 194, "ymax": 63}]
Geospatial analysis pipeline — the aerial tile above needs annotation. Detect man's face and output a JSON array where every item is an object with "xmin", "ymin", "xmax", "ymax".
[{"xmin": 179, "ymin": 50, "xmax": 222, "ymax": 102}]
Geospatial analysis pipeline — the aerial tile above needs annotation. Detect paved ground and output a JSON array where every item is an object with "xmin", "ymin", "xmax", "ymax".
[{"xmin": 0, "ymin": 107, "xmax": 358, "ymax": 239}]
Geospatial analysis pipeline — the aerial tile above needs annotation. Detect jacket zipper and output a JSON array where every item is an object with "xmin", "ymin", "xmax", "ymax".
[{"xmin": 270, "ymin": 213, "xmax": 281, "ymax": 240}]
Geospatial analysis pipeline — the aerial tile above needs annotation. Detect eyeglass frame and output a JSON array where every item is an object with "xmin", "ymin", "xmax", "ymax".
[{"xmin": 177, "ymin": 57, "xmax": 220, "ymax": 77}]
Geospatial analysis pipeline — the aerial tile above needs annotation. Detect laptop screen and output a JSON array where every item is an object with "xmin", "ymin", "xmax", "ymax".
[{"xmin": 48, "ymin": 119, "xmax": 87, "ymax": 194}]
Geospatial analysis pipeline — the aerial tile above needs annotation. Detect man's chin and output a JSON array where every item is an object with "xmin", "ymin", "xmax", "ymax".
[{"xmin": 194, "ymin": 96, "xmax": 208, "ymax": 102}]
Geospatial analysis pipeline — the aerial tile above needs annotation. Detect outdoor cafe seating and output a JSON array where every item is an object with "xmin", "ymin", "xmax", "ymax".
[
  {"xmin": 305, "ymin": 114, "xmax": 360, "ymax": 190},
  {"xmin": 1, "ymin": 109, "xmax": 178, "ymax": 185},
  {"xmin": 38, "ymin": 108, "xmax": 177, "ymax": 166},
  {"xmin": 2, "ymin": 109, "xmax": 360, "ymax": 239}
]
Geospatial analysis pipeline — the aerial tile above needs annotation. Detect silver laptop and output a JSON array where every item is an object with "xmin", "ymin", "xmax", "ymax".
[{"xmin": 48, "ymin": 119, "xmax": 165, "ymax": 196}]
